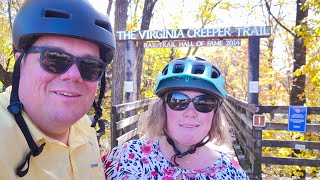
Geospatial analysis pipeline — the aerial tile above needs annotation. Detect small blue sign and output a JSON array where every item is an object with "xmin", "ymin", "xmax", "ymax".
[{"xmin": 288, "ymin": 106, "xmax": 307, "ymax": 132}]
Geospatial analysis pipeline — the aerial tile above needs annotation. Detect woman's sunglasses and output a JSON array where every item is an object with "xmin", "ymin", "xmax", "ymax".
[
  {"xmin": 165, "ymin": 92, "xmax": 220, "ymax": 113},
  {"xmin": 27, "ymin": 46, "xmax": 106, "ymax": 82}
]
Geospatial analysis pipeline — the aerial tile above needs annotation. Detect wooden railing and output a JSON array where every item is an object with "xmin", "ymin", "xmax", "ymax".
[
  {"xmin": 222, "ymin": 95, "xmax": 320, "ymax": 179},
  {"xmin": 110, "ymin": 97, "xmax": 158, "ymax": 148}
]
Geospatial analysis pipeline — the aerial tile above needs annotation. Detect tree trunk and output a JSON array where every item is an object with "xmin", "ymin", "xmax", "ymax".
[
  {"xmin": 134, "ymin": 0, "xmax": 158, "ymax": 101},
  {"xmin": 112, "ymin": 0, "xmax": 129, "ymax": 105},
  {"xmin": 290, "ymin": 0, "xmax": 308, "ymax": 106},
  {"xmin": 107, "ymin": 0, "xmax": 113, "ymax": 15},
  {"xmin": 0, "ymin": 64, "xmax": 12, "ymax": 88}
]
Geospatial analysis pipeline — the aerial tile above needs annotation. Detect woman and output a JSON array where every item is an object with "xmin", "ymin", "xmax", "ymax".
[{"xmin": 103, "ymin": 56, "xmax": 249, "ymax": 179}]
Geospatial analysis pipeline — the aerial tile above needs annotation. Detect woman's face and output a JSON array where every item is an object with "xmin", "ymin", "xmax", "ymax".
[{"xmin": 165, "ymin": 90, "xmax": 215, "ymax": 147}]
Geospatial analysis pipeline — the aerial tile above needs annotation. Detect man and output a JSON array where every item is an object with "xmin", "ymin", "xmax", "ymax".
[{"xmin": 0, "ymin": 0, "xmax": 115, "ymax": 179}]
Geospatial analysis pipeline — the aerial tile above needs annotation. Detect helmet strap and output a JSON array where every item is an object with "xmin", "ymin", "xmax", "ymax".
[
  {"xmin": 91, "ymin": 47, "xmax": 107, "ymax": 134},
  {"xmin": 7, "ymin": 52, "xmax": 45, "ymax": 177},
  {"xmin": 91, "ymin": 71, "xmax": 106, "ymax": 128},
  {"xmin": 163, "ymin": 130, "xmax": 210, "ymax": 166}
]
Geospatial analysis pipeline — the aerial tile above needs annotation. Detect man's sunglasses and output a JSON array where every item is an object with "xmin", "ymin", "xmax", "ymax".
[
  {"xmin": 27, "ymin": 46, "xmax": 106, "ymax": 82},
  {"xmin": 165, "ymin": 92, "xmax": 220, "ymax": 113}
]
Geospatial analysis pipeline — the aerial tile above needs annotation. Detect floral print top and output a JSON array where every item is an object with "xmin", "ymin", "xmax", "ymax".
[{"xmin": 103, "ymin": 139, "xmax": 249, "ymax": 180}]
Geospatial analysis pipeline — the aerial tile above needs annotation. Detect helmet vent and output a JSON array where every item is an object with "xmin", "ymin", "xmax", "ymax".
[
  {"xmin": 44, "ymin": 9, "xmax": 70, "ymax": 19},
  {"xmin": 173, "ymin": 64, "xmax": 184, "ymax": 73},
  {"xmin": 162, "ymin": 65, "xmax": 168, "ymax": 75},
  {"xmin": 95, "ymin": 20, "xmax": 112, "ymax": 33},
  {"xmin": 192, "ymin": 65, "xmax": 204, "ymax": 74},
  {"xmin": 211, "ymin": 67, "xmax": 220, "ymax": 78}
]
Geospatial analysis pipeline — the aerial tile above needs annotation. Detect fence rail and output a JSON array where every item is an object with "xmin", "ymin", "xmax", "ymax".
[
  {"xmin": 223, "ymin": 95, "xmax": 320, "ymax": 179},
  {"xmin": 110, "ymin": 97, "xmax": 158, "ymax": 148}
]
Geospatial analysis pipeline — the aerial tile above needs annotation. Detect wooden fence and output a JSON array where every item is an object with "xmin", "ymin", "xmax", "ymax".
[
  {"xmin": 110, "ymin": 97, "xmax": 158, "ymax": 148},
  {"xmin": 222, "ymin": 95, "xmax": 320, "ymax": 179}
]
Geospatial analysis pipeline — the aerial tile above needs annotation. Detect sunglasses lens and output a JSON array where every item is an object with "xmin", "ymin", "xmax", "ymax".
[
  {"xmin": 42, "ymin": 50, "xmax": 72, "ymax": 74},
  {"xmin": 193, "ymin": 95, "xmax": 218, "ymax": 113},
  {"xmin": 78, "ymin": 59, "xmax": 105, "ymax": 81},
  {"xmin": 167, "ymin": 93, "xmax": 190, "ymax": 111}
]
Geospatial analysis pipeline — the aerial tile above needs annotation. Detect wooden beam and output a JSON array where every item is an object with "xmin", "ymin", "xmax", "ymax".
[
  {"xmin": 116, "ymin": 112, "xmax": 147, "ymax": 130},
  {"xmin": 116, "ymin": 127, "xmax": 141, "ymax": 145},
  {"xmin": 256, "ymin": 106, "xmax": 320, "ymax": 114},
  {"xmin": 262, "ymin": 139, "xmax": 320, "ymax": 149},
  {"xmin": 112, "ymin": 97, "xmax": 158, "ymax": 114},
  {"xmin": 264, "ymin": 123, "xmax": 320, "ymax": 132},
  {"xmin": 261, "ymin": 156, "xmax": 320, "ymax": 167}
]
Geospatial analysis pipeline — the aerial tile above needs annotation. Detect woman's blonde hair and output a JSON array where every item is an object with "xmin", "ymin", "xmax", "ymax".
[{"xmin": 142, "ymin": 97, "xmax": 230, "ymax": 145}]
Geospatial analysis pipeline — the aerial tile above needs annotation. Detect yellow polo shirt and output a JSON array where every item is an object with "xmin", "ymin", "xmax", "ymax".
[{"xmin": 0, "ymin": 87, "xmax": 104, "ymax": 180}]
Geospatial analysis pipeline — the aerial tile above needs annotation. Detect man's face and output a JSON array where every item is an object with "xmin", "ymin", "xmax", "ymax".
[{"xmin": 18, "ymin": 36, "xmax": 100, "ymax": 134}]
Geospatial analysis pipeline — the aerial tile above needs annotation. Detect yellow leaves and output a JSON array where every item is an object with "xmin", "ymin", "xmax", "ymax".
[
  {"xmin": 277, "ymin": 148, "xmax": 293, "ymax": 157},
  {"xmin": 294, "ymin": 67, "xmax": 302, "ymax": 76}
]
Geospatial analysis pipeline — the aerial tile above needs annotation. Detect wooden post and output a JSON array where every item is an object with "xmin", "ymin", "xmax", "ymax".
[
  {"xmin": 110, "ymin": 106, "xmax": 119, "ymax": 148},
  {"xmin": 124, "ymin": 40, "xmax": 137, "ymax": 139},
  {"xmin": 248, "ymin": 37, "xmax": 262, "ymax": 179},
  {"xmin": 252, "ymin": 128, "xmax": 262, "ymax": 179},
  {"xmin": 248, "ymin": 37, "xmax": 260, "ymax": 105},
  {"xmin": 125, "ymin": 40, "xmax": 135, "ymax": 103}
]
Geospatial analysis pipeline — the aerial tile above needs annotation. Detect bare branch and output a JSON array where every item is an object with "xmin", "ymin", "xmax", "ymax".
[{"xmin": 264, "ymin": 0, "xmax": 295, "ymax": 36}]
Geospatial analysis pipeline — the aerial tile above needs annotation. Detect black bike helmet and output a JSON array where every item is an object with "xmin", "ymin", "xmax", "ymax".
[
  {"xmin": 8, "ymin": 0, "xmax": 115, "ymax": 177},
  {"xmin": 13, "ymin": 0, "xmax": 115, "ymax": 63}
]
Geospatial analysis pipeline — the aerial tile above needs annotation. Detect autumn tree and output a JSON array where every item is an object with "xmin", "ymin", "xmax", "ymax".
[
  {"xmin": 134, "ymin": 0, "xmax": 158, "ymax": 100},
  {"xmin": 111, "ymin": 0, "xmax": 129, "ymax": 105},
  {"xmin": 265, "ymin": 0, "xmax": 308, "ymax": 106}
]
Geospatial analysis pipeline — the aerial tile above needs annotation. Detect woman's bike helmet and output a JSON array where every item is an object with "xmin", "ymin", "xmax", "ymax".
[
  {"xmin": 154, "ymin": 56, "xmax": 227, "ymax": 166},
  {"xmin": 7, "ymin": 0, "xmax": 115, "ymax": 177},
  {"xmin": 154, "ymin": 56, "xmax": 226, "ymax": 100}
]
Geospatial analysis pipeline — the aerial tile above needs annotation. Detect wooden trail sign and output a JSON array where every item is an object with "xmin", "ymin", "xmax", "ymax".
[{"xmin": 116, "ymin": 26, "xmax": 271, "ymax": 41}]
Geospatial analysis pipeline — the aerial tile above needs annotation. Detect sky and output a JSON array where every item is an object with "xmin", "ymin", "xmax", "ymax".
[
  {"xmin": 89, "ymin": 0, "xmax": 296, "ymax": 28},
  {"xmin": 88, "ymin": 0, "xmax": 300, "ymax": 72},
  {"xmin": 90, "ymin": 0, "xmax": 108, "ymax": 14}
]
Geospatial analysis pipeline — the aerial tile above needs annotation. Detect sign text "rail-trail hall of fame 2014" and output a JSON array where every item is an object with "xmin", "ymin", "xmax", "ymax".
[{"xmin": 143, "ymin": 39, "xmax": 241, "ymax": 48}]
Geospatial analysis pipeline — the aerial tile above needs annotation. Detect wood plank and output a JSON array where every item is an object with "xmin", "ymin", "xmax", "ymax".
[
  {"xmin": 224, "ymin": 108, "xmax": 255, "ymax": 150},
  {"xmin": 226, "ymin": 95, "xmax": 256, "ymax": 113},
  {"xmin": 112, "ymin": 97, "xmax": 158, "ymax": 114},
  {"xmin": 111, "ymin": 113, "xmax": 120, "ymax": 148},
  {"xmin": 256, "ymin": 106, "xmax": 320, "ymax": 114},
  {"xmin": 261, "ymin": 156, "xmax": 320, "ymax": 167},
  {"xmin": 116, "ymin": 127, "xmax": 141, "ymax": 145},
  {"xmin": 222, "ymin": 106, "xmax": 255, "ymax": 163},
  {"xmin": 116, "ymin": 111, "xmax": 147, "ymax": 130},
  {"xmin": 264, "ymin": 123, "xmax": 320, "ymax": 132},
  {"xmin": 262, "ymin": 139, "xmax": 320, "ymax": 149},
  {"xmin": 223, "ymin": 101, "xmax": 253, "ymax": 130}
]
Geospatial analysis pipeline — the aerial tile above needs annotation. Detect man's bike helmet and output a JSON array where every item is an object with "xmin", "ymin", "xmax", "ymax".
[
  {"xmin": 154, "ymin": 56, "xmax": 226, "ymax": 100},
  {"xmin": 7, "ymin": 0, "xmax": 115, "ymax": 177}
]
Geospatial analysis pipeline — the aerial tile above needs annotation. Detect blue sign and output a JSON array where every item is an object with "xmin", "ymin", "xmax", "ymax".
[{"xmin": 288, "ymin": 106, "xmax": 307, "ymax": 132}]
